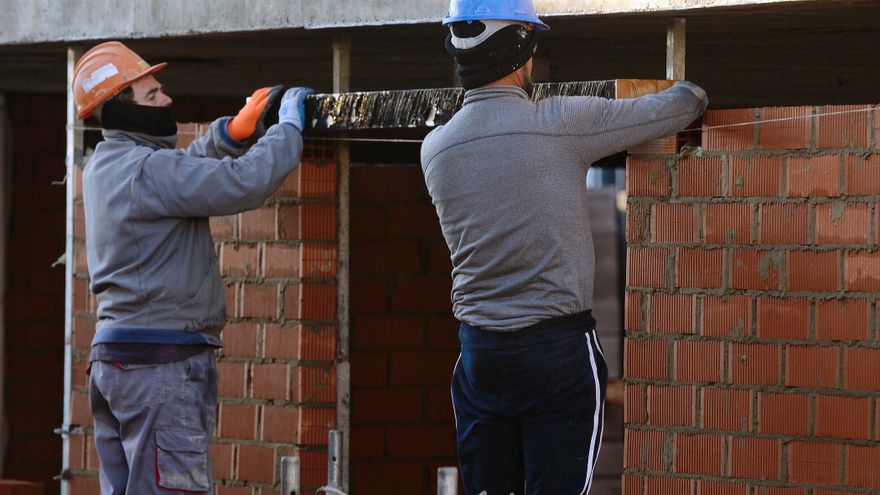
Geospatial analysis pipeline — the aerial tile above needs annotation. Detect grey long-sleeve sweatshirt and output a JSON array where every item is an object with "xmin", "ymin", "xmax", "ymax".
[{"xmin": 420, "ymin": 82, "xmax": 707, "ymax": 331}]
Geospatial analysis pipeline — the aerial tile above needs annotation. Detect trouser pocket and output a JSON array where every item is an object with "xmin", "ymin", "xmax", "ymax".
[{"xmin": 155, "ymin": 427, "xmax": 210, "ymax": 492}]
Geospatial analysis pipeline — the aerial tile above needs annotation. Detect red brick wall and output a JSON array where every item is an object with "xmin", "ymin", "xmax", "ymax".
[
  {"xmin": 624, "ymin": 104, "xmax": 880, "ymax": 493},
  {"xmin": 349, "ymin": 165, "xmax": 460, "ymax": 495},
  {"xmin": 4, "ymin": 94, "xmax": 67, "ymax": 492},
  {"xmin": 67, "ymin": 138, "xmax": 338, "ymax": 495}
]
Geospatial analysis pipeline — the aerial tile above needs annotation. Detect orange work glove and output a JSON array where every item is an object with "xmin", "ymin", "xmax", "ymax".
[{"xmin": 226, "ymin": 87, "xmax": 272, "ymax": 142}]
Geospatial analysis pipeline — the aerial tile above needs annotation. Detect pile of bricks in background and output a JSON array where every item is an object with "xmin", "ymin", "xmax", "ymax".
[
  {"xmin": 348, "ymin": 165, "xmax": 460, "ymax": 495},
  {"xmin": 67, "ymin": 135, "xmax": 339, "ymax": 495},
  {"xmin": 624, "ymin": 104, "xmax": 880, "ymax": 494},
  {"xmin": 4, "ymin": 94, "xmax": 66, "ymax": 493}
]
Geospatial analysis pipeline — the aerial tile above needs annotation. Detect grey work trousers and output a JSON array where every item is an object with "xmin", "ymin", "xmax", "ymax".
[{"xmin": 89, "ymin": 350, "xmax": 217, "ymax": 494}]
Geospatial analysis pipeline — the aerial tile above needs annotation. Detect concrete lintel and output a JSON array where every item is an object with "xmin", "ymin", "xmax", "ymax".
[{"xmin": 2, "ymin": 0, "xmax": 814, "ymax": 45}]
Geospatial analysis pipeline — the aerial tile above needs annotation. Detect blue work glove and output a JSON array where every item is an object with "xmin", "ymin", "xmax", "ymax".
[{"xmin": 278, "ymin": 87, "xmax": 313, "ymax": 132}]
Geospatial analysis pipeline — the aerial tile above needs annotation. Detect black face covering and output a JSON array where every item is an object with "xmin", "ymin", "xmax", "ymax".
[
  {"xmin": 101, "ymin": 100, "xmax": 177, "ymax": 137},
  {"xmin": 445, "ymin": 23, "xmax": 539, "ymax": 90}
]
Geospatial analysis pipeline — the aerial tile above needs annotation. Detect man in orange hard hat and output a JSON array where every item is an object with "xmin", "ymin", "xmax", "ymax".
[{"xmin": 73, "ymin": 41, "xmax": 311, "ymax": 494}]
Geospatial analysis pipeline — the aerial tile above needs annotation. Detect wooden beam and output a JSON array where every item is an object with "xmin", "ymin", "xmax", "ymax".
[{"xmin": 666, "ymin": 17, "xmax": 686, "ymax": 81}]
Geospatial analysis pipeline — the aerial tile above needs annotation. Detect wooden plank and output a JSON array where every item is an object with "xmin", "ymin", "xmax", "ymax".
[{"xmin": 666, "ymin": 17, "xmax": 686, "ymax": 81}]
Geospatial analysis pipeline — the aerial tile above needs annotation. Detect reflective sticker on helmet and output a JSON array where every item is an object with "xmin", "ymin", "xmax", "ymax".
[
  {"xmin": 136, "ymin": 60, "xmax": 150, "ymax": 70},
  {"xmin": 81, "ymin": 63, "xmax": 119, "ymax": 93}
]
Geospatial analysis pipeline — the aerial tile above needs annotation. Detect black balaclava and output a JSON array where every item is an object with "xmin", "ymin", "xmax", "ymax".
[
  {"xmin": 445, "ymin": 22, "xmax": 539, "ymax": 90},
  {"xmin": 101, "ymin": 99, "xmax": 177, "ymax": 137}
]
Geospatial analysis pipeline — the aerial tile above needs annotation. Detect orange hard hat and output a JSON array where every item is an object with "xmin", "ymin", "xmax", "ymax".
[{"xmin": 72, "ymin": 41, "xmax": 167, "ymax": 120}]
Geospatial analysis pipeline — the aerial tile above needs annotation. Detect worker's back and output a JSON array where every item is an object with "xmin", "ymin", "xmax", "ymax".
[{"xmin": 421, "ymin": 82, "xmax": 707, "ymax": 331}]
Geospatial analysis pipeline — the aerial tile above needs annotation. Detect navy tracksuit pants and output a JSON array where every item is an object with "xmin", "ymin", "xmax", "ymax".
[{"xmin": 452, "ymin": 311, "xmax": 608, "ymax": 495}]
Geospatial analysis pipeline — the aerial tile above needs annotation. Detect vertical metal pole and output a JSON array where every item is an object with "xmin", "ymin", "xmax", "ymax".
[
  {"xmin": 437, "ymin": 467, "xmax": 459, "ymax": 495},
  {"xmin": 62, "ymin": 45, "xmax": 84, "ymax": 495},
  {"xmin": 326, "ymin": 430, "xmax": 344, "ymax": 489},
  {"xmin": 332, "ymin": 32, "xmax": 352, "ymax": 494},
  {"xmin": 279, "ymin": 456, "xmax": 301, "ymax": 495},
  {"xmin": 666, "ymin": 17, "xmax": 686, "ymax": 81}
]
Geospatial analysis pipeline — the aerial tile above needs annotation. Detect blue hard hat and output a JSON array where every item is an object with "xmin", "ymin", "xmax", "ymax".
[{"xmin": 443, "ymin": 0, "xmax": 550, "ymax": 31}]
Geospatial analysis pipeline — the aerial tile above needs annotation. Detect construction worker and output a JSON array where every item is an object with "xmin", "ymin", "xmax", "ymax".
[
  {"xmin": 421, "ymin": 1, "xmax": 708, "ymax": 493},
  {"xmin": 72, "ymin": 41, "xmax": 311, "ymax": 494}
]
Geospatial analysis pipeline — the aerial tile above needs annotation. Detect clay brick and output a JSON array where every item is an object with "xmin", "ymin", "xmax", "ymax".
[
  {"xmin": 815, "ymin": 395, "xmax": 871, "ymax": 440},
  {"xmin": 759, "ymin": 203, "xmax": 809, "ymax": 244},
  {"xmin": 300, "ymin": 242, "xmax": 337, "ymax": 279},
  {"xmin": 220, "ymin": 322, "xmax": 258, "ymax": 358},
  {"xmin": 676, "ymin": 247, "xmax": 724, "ymax": 288},
  {"xmin": 651, "ymin": 203, "xmax": 698, "ymax": 243},
  {"xmin": 67, "ymin": 477, "xmax": 100, "ymax": 495},
  {"xmin": 648, "ymin": 385, "xmax": 694, "ymax": 427},
  {"xmin": 815, "ymin": 202, "xmax": 870, "ymax": 245},
  {"xmin": 277, "ymin": 205, "xmax": 299, "ymax": 240},
  {"xmin": 815, "ymin": 104, "xmax": 873, "ymax": 149},
  {"xmin": 351, "ymin": 204, "xmax": 386, "ymax": 239},
  {"xmin": 845, "ymin": 445, "xmax": 880, "ymax": 489},
  {"xmin": 758, "ymin": 106, "xmax": 813, "ymax": 150},
  {"xmin": 262, "ymin": 243, "xmax": 299, "ymax": 278},
  {"xmin": 788, "ymin": 441, "xmax": 842, "ymax": 485},
  {"xmin": 702, "ymin": 295, "xmax": 751, "ymax": 337},
  {"xmin": 264, "ymin": 323, "xmax": 336, "ymax": 361},
  {"xmin": 758, "ymin": 393, "xmax": 809, "ymax": 436},
  {"xmin": 209, "ymin": 442, "xmax": 234, "ymax": 479},
  {"xmin": 224, "ymin": 282, "xmax": 238, "ymax": 318},
  {"xmin": 388, "ymin": 203, "xmax": 442, "ymax": 238},
  {"xmin": 624, "ymin": 429, "xmax": 665, "ymax": 471},
  {"xmin": 73, "ymin": 317, "xmax": 96, "ymax": 352},
  {"xmin": 298, "ymin": 408, "xmax": 336, "ymax": 445},
  {"xmin": 730, "ymin": 343, "xmax": 780, "ymax": 386},
  {"xmin": 786, "ymin": 345, "xmax": 838, "ymax": 388},
  {"xmin": 236, "ymin": 444, "xmax": 275, "ymax": 483},
  {"xmin": 68, "ymin": 433, "xmax": 85, "ymax": 470},
  {"xmin": 429, "ymin": 240, "xmax": 453, "ymax": 274},
  {"xmin": 626, "ymin": 247, "xmax": 669, "ymax": 289},
  {"xmin": 352, "ymin": 315, "xmax": 424, "ymax": 350},
  {"xmin": 352, "ymin": 461, "xmax": 425, "ymax": 495},
  {"xmin": 297, "ymin": 283, "xmax": 337, "ymax": 321},
  {"xmin": 218, "ymin": 403, "xmax": 256, "ymax": 440},
  {"xmin": 674, "ymin": 433, "xmax": 724, "ymax": 476},
  {"xmin": 300, "ymin": 203, "xmax": 338, "ymax": 241},
  {"xmin": 293, "ymin": 366, "xmax": 335, "ymax": 403},
  {"xmin": 239, "ymin": 205, "xmax": 276, "ymax": 240},
  {"xmin": 729, "ymin": 156, "xmax": 783, "ymax": 197},
  {"xmin": 702, "ymin": 388, "xmax": 751, "ymax": 431},
  {"xmin": 844, "ymin": 250, "xmax": 880, "ymax": 291},
  {"xmin": 844, "ymin": 154, "xmax": 880, "ymax": 195},
  {"xmin": 697, "ymin": 480, "xmax": 749, "ymax": 495},
  {"xmin": 730, "ymin": 248, "xmax": 783, "ymax": 291},
  {"xmin": 677, "ymin": 156, "xmax": 724, "ymax": 197},
  {"xmin": 816, "ymin": 299, "xmax": 869, "ymax": 341},
  {"xmin": 351, "ymin": 425, "xmax": 385, "ymax": 460},
  {"xmin": 645, "ymin": 476, "xmax": 693, "ymax": 495},
  {"xmin": 351, "ymin": 239, "xmax": 421, "ymax": 274},
  {"xmin": 787, "ymin": 250, "xmax": 840, "ymax": 292},
  {"xmin": 387, "ymin": 425, "xmax": 456, "ymax": 458},
  {"xmin": 427, "ymin": 386, "xmax": 456, "ymax": 422},
  {"xmin": 217, "ymin": 362, "xmax": 246, "ymax": 398},
  {"xmin": 625, "ymin": 291, "xmax": 643, "ymax": 331},
  {"xmin": 220, "ymin": 243, "xmax": 258, "ymax": 277},
  {"xmin": 786, "ymin": 155, "xmax": 840, "ymax": 197},
  {"xmin": 757, "ymin": 298, "xmax": 810, "ymax": 340},
  {"xmin": 647, "ymin": 293, "xmax": 694, "ymax": 334},
  {"xmin": 390, "ymin": 351, "xmax": 458, "ymax": 386},
  {"xmin": 702, "ymin": 108, "xmax": 756, "ymax": 151},
  {"xmin": 704, "ymin": 203, "xmax": 751, "ymax": 244},
  {"xmin": 623, "ymin": 338, "xmax": 667, "ymax": 380},
  {"xmin": 427, "ymin": 315, "xmax": 460, "ymax": 350},
  {"xmin": 391, "ymin": 276, "xmax": 452, "ymax": 312},
  {"xmin": 351, "ymin": 166, "xmax": 427, "ymax": 202},
  {"xmin": 729, "ymin": 437, "xmax": 780, "ymax": 480},
  {"xmin": 299, "ymin": 160, "xmax": 338, "ymax": 199},
  {"xmin": 622, "ymin": 474, "xmax": 643, "ymax": 495},
  {"xmin": 261, "ymin": 406, "xmax": 298, "ymax": 443},
  {"xmin": 240, "ymin": 283, "xmax": 278, "ymax": 319},
  {"xmin": 844, "ymin": 347, "xmax": 880, "ymax": 392},
  {"xmin": 626, "ymin": 157, "xmax": 670, "ymax": 197},
  {"xmin": 350, "ymin": 352, "xmax": 389, "ymax": 387},
  {"xmin": 674, "ymin": 340, "xmax": 723, "ymax": 382},
  {"xmin": 352, "ymin": 389, "xmax": 423, "ymax": 423},
  {"xmin": 624, "ymin": 384, "xmax": 647, "ymax": 424},
  {"xmin": 350, "ymin": 277, "xmax": 389, "ymax": 313},
  {"xmin": 627, "ymin": 201, "xmax": 650, "ymax": 245},
  {"xmin": 251, "ymin": 363, "xmax": 289, "ymax": 400}
]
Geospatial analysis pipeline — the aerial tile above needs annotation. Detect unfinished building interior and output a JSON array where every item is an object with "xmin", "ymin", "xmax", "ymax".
[{"xmin": 0, "ymin": 0, "xmax": 879, "ymax": 494}]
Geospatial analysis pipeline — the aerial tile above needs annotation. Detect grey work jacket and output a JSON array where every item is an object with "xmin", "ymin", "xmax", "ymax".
[{"xmin": 83, "ymin": 119, "xmax": 303, "ymax": 346}]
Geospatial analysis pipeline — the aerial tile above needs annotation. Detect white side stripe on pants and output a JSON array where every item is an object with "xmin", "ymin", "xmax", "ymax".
[{"xmin": 580, "ymin": 331, "xmax": 604, "ymax": 495}]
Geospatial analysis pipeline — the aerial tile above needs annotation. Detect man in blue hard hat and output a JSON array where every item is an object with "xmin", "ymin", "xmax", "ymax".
[{"xmin": 421, "ymin": 1, "xmax": 708, "ymax": 494}]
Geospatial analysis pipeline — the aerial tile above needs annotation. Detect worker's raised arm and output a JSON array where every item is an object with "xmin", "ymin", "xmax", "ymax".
[
  {"xmin": 136, "ymin": 88, "xmax": 312, "ymax": 218},
  {"xmin": 562, "ymin": 81, "xmax": 708, "ymax": 163}
]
